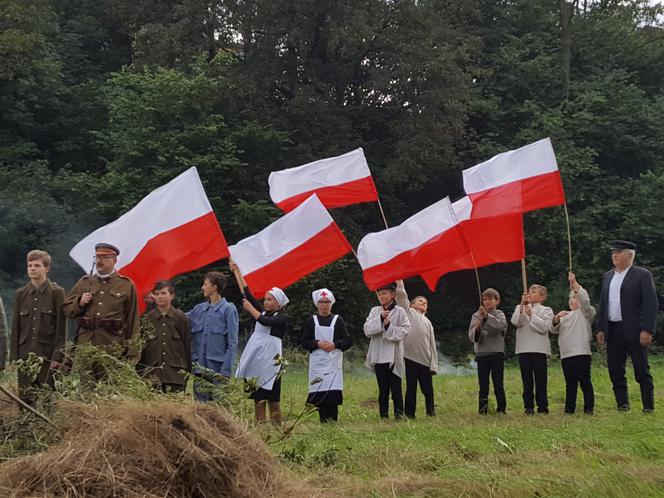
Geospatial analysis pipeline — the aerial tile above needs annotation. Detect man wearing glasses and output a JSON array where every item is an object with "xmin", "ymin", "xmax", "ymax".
[{"xmin": 63, "ymin": 243, "xmax": 140, "ymax": 363}]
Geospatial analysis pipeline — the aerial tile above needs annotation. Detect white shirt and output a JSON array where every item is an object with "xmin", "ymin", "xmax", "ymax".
[{"xmin": 608, "ymin": 266, "xmax": 631, "ymax": 322}]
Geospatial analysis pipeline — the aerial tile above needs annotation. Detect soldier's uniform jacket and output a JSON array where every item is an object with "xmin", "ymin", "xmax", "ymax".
[
  {"xmin": 10, "ymin": 280, "xmax": 66, "ymax": 363},
  {"xmin": 139, "ymin": 306, "xmax": 192, "ymax": 386},
  {"xmin": 63, "ymin": 272, "xmax": 139, "ymax": 352}
]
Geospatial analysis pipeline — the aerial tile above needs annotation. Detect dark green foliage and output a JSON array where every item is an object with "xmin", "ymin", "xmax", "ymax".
[{"xmin": 1, "ymin": 0, "xmax": 663, "ymax": 358}]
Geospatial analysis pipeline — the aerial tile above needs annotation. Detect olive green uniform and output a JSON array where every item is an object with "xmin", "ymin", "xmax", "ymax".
[
  {"xmin": 139, "ymin": 306, "xmax": 192, "ymax": 390},
  {"xmin": 63, "ymin": 272, "xmax": 140, "ymax": 356},
  {"xmin": 10, "ymin": 279, "xmax": 66, "ymax": 400}
]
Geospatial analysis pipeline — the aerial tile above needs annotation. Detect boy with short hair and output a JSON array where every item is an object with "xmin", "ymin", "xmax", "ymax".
[
  {"xmin": 468, "ymin": 288, "xmax": 508, "ymax": 414},
  {"xmin": 364, "ymin": 282, "xmax": 410, "ymax": 420},
  {"xmin": 10, "ymin": 250, "xmax": 66, "ymax": 403},
  {"xmin": 139, "ymin": 280, "xmax": 191, "ymax": 392},
  {"xmin": 511, "ymin": 284, "xmax": 554, "ymax": 414}
]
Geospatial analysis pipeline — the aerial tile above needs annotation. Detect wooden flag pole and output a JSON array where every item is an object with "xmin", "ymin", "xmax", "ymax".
[
  {"xmin": 521, "ymin": 258, "xmax": 528, "ymax": 293},
  {"xmin": 563, "ymin": 203, "xmax": 573, "ymax": 273},
  {"xmin": 376, "ymin": 196, "xmax": 390, "ymax": 229},
  {"xmin": 229, "ymin": 259, "xmax": 246, "ymax": 297},
  {"xmin": 469, "ymin": 250, "xmax": 483, "ymax": 306}
]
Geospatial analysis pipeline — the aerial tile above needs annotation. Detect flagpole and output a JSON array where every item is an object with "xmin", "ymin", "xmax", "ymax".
[
  {"xmin": 521, "ymin": 258, "xmax": 528, "ymax": 293},
  {"xmin": 376, "ymin": 196, "xmax": 389, "ymax": 229},
  {"xmin": 229, "ymin": 259, "xmax": 246, "ymax": 297},
  {"xmin": 469, "ymin": 251, "xmax": 483, "ymax": 306},
  {"xmin": 563, "ymin": 203, "xmax": 573, "ymax": 273}
]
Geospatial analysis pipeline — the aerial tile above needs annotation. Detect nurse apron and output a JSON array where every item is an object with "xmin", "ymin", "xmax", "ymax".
[
  {"xmin": 308, "ymin": 315, "xmax": 343, "ymax": 397},
  {"xmin": 236, "ymin": 314, "xmax": 282, "ymax": 391}
]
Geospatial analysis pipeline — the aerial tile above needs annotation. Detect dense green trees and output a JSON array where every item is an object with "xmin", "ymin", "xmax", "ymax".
[{"xmin": 1, "ymin": 0, "xmax": 662, "ymax": 355}]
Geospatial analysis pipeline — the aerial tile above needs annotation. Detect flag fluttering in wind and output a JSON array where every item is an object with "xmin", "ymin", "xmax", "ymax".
[
  {"xmin": 229, "ymin": 194, "xmax": 352, "ymax": 297},
  {"xmin": 70, "ymin": 167, "xmax": 229, "ymax": 311},
  {"xmin": 268, "ymin": 148, "xmax": 378, "ymax": 212},
  {"xmin": 357, "ymin": 197, "xmax": 470, "ymax": 290},
  {"xmin": 420, "ymin": 196, "xmax": 525, "ymax": 291},
  {"xmin": 463, "ymin": 137, "xmax": 565, "ymax": 219}
]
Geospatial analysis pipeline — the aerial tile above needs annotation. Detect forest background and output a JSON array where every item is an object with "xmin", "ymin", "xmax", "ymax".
[{"xmin": 1, "ymin": 0, "xmax": 663, "ymax": 359}]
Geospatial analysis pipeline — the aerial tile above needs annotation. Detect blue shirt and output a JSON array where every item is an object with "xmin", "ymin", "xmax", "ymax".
[{"xmin": 187, "ymin": 298, "xmax": 239, "ymax": 377}]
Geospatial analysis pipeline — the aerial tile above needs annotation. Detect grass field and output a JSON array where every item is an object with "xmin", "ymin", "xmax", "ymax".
[{"xmin": 253, "ymin": 357, "xmax": 664, "ymax": 498}]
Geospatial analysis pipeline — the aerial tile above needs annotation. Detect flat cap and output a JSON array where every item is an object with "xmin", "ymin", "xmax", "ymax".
[
  {"xmin": 95, "ymin": 242, "xmax": 120, "ymax": 256},
  {"xmin": 610, "ymin": 240, "xmax": 637, "ymax": 251}
]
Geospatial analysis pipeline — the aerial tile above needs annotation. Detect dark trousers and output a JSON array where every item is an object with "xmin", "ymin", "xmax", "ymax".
[
  {"xmin": 374, "ymin": 363, "xmax": 403, "ymax": 419},
  {"xmin": 561, "ymin": 355, "xmax": 594, "ymax": 414},
  {"xmin": 317, "ymin": 403, "xmax": 339, "ymax": 423},
  {"xmin": 404, "ymin": 358, "xmax": 435, "ymax": 417},
  {"xmin": 518, "ymin": 353, "xmax": 548, "ymax": 413},
  {"xmin": 476, "ymin": 353, "xmax": 506, "ymax": 414},
  {"xmin": 607, "ymin": 322, "xmax": 654, "ymax": 411}
]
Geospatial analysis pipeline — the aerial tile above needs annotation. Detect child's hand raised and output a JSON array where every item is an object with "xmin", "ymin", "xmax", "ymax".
[
  {"xmin": 520, "ymin": 293, "xmax": 529, "ymax": 306},
  {"xmin": 478, "ymin": 306, "xmax": 487, "ymax": 318}
]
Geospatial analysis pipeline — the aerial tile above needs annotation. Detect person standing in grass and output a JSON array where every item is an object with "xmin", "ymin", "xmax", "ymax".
[
  {"xmin": 551, "ymin": 272, "xmax": 595, "ymax": 414},
  {"xmin": 468, "ymin": 288, "xmax": 508, "ymax": 415},
  {"xmin": 10, "ymin": 250, "xmax": 66, "ymax": 404},
  {"xmin": 396, "ymin": 280, "xmax": 438, "ymax": 418},
  {"xmin": 364, "ymin": 282, "xmax": 410, "ymax": 420},
  {"xmin": 139, "ymin": 280, "xmax": 191, "ymax": 393},
  {"xmin": 300, "ymin": 288, "xmax": 352, "ymax": 422},
  {"xmin": 231, "ymin": 261, "xmax": 289, "ymax": 424},
  {"xmin": 187, "ymin": 271, "xmax": 239, "ymax": 401},
  {"xmin": 511, "ymin": 284, "xmax": 553, "ymax": 415}
]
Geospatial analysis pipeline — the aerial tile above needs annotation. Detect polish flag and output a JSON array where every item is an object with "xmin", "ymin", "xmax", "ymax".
[
  {"xmin": 420, "ymin": 196, "xmax": 525, "ymax": 291},
  {"xmin": 70, "ymin": 167, "xmax": 229, "ymax": 311},
  {"xmin": 229, "ymin": 195, "xmax": 353, "ymax": 297},
  {"xmin": 357, "ymin": 197, "xmax": 470, "ymax": 290},
  {"xmin": 463, "ymin": 138, "xmax": 565, "ymax": 218},
  {"xmin": 268, "ymin": 148, "xmax": 378, "ymax": 212}
]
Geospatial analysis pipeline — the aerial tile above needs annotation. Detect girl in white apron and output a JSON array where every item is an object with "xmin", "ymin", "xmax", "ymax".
[
  {"xmin": 301, "ymin": 288, "xmax": 352, "ymax": 422},
  {"xmin": 231, "ymin": 262, "xmax": 289, "ymax": 424}
]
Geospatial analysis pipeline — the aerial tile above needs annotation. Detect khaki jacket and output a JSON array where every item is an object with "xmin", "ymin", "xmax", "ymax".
[{"xmin": 10, "ymin": 279, "xmax": 66, "ymax": 363}]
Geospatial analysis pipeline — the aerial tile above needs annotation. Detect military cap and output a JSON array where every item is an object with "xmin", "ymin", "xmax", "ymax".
[
  {"xmin": 610, "ymin": 240, "xmax": 637, "ymax": 251},
  {"xmin": 95, "ymin": 242, "xmax": 120, "ymax": 256},
  {"xmin": 376, "ymin": 282, "xmax": 397, "ymax": 292}
]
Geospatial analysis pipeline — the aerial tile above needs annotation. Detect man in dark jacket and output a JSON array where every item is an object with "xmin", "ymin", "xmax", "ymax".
[{"xmin": 596, "ymin": 240, "xmax": 658, "ymax": 412}]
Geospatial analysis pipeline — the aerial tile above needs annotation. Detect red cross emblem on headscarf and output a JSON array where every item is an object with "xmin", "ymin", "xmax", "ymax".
[{"xmin": 320, "ymin": 291, "xmax": 328, "ymax": 297}]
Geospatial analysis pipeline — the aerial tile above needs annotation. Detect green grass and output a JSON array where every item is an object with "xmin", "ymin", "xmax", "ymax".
[{"xmin": 257, "ymin": 358, "xmax": 664, "ymax": 497}]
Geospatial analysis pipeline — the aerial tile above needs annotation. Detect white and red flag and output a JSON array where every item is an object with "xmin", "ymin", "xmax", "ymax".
[
  {"xmin": 70, "ymin": 167, "xmax": 229, "ymax": 311},
  {"xmin": 357, "ymin": 197, "xmax": 469, "ymax": 290},
  {"xmin": 463, "ymin": 137, "xmax": 565, "ymax": 218},
  {"xmin": 420, "ymin": 196, "xmax": 525, "ymax": 291},
  {"xmin": 268, "ymin": 148, "xmax": 378, "ymax": 212},
  {"xmin": 229, "ymin": 194, "xmax": 353, "ymax": 297}
]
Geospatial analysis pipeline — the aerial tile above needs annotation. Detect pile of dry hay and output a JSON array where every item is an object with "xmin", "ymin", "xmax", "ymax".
[{"xmin": 0, "ymin": 400, "xmax": 314, "ymax": 498}]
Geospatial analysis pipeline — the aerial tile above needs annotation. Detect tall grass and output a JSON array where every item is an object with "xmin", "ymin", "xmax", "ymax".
[{"xmin": 267, "ymin": 357, "xmax": 664, "ymax": 497}]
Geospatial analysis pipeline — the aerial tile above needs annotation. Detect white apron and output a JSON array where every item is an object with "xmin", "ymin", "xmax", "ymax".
[
  {"xmin": 235, "ymin": 314, "xmax": 282, "ymax": 391},
  {"xmin": 308, "ymin": 315, "xmax": 343, "ymax": 393}
]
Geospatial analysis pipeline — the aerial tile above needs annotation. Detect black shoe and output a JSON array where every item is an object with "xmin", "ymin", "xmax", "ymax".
[
  {"xmin": 496, "ymin": 409, "xmax": 507, "ymax": 414},
  {"xmin": 479, "ymin": 408, "xmax": 488, "ymax": 415},
  {"xmin": 537, "ymin": 408, "xmax": 549, "ymax": 414},
  {"xmin": 643, "ymin": 408, "xmax": 654, "ymax": 414},
  {"xmin": 617, "ymin": 404, "xmax": 630, "ymax": 412},
  {"xmin": 564, "ymin": 410, "xmax": 575, "ymax": 415},
  {"xmin": 525, "ymin": 409, "xmax": 534, "ymax": 415},
  {"xmin": 583, "ymin": 409, "xmax": 594, "ymax": 415}
]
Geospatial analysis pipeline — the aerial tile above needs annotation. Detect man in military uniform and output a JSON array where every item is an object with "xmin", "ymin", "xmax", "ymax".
[
  {"xmin": 63, "ymin": 243, "xmax": 140, "ymax": 365},
  {"xmin": 138, "ymin": 280, "xmax": 191, "ymax": 392},
  {"xmin": 10, "ymin": 250, "xmax": 66, "ymax": 403}
]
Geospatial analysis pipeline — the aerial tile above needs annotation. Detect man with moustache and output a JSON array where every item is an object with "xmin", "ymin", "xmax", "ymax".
[{"xmin": 63, "ymin": 243, "xmax": 140, "ymax": 364}]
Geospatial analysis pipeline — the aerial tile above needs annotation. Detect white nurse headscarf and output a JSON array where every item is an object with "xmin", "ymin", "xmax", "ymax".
[
  {"xmin": 312, "ymin": 288, "xmax": 336, "ymax": 305},
  {"xmin": 267, "ymin": 287, "xmax": 289, "ymax": 308}
]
